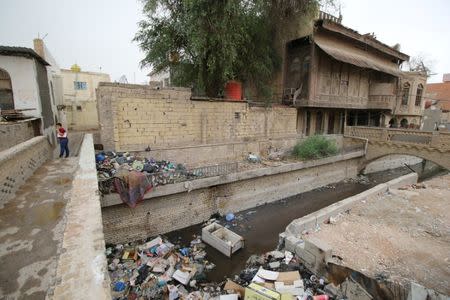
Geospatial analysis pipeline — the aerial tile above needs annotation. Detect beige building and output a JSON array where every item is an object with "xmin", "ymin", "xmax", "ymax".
[
  {"xmin": 391, "ymin": 72, "xmax": 427, "ymax": 128},
  {"xmin": 60, "ymin": 65, "xmax": 110, "ymax": 130},
  {"xmin": 281, "ymin": 13, "xmax": 427, "ymax": 134}
]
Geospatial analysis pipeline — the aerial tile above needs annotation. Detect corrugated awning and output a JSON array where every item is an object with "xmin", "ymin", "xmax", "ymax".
[{"xmin": 314, "ymin": 36, "xmax": 403, "ymax": 77}]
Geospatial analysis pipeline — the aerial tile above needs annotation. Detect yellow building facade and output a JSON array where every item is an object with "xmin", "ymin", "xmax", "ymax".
[{"xmin": 60, "ymin": 65, "xmax": 110, "ymax": 130}]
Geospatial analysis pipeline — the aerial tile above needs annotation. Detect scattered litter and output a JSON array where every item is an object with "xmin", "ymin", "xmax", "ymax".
[
  {"xmin": 96, "ymin": 152, "xmax": 202, "ymax": 196},
  {"xmin": 226, "ymin": 213, "xmax": 235, "ymax": 222},
  {"xmin": 107, "ymin": 227, "xmax": 356, "ymax": 299},
  {"xmin": 247, "ymin": 153, "xmax": 261, "ymax": 163}
]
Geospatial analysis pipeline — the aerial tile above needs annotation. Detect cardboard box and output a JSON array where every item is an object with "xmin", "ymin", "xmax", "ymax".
[
  {"xmin": 244, "ymin": 283, "xmax": 281, "ymax": 300},
  {"xmin": 224, "ymin": 280, "xmax": 246, "ymax": 298}
]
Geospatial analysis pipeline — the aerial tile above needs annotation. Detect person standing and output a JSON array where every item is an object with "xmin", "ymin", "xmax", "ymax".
[{"xmin": 56, "ymin": 123, "xmax": 70, "ymax": 158}]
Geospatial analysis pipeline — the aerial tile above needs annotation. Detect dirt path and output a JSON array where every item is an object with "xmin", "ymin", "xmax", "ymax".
[{"xmin": 309, "ymin": 174, "xmax": 450, "ymax": 295}]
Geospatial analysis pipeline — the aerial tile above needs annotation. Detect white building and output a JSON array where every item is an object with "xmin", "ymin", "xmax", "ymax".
[{"xmin": 0, "ymin": 46, "xmax": 57, "ymax": 143}]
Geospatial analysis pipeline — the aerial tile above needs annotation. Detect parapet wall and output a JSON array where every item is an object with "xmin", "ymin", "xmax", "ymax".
[
  {"xmin": 0, "ymin": 135, "xmax": 52, "ymax": 205},
  {"xmin": 97, "ymin": 83, "xmax": 298, "ymax": 152},
  {"xmin": 51, "ymin": 134, "xmax": 111, "ymax": 299},
  {"xmin": 0, "ymin": 119, "xmax": 39, "ymax": 151}
]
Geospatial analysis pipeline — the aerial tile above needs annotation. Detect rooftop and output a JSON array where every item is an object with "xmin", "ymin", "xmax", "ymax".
[
  {"xmin": 314, "ymin": 19, "xmax": 410, "ymax": 62},
  {"xmin": 0, "ymin": 45, "xmax": 49, "ymax": 66}
]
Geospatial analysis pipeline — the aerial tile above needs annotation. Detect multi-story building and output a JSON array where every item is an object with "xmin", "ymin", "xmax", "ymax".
[
  {"xmin": 60, "ymin": 65, "xmax": 110, "ymax": 130},
  {"xmin": 282, "ymin": 13, "xmax": 426, "ymax": 134}
]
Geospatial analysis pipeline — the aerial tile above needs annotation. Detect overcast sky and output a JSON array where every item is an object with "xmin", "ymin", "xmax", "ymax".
[{"xmin": 0, "ymin": 0, "xmax": 449, "ymax": 84}]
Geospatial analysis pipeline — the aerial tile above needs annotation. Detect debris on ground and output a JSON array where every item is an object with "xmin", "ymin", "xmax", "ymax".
[
  {"xmin": 107, "ymin": 235, "xmax": 218, "ymax": 299},
  {"xmin": 267, "ymin": 147, "xmax": 287, "ymax": 161},
  {"xmin": 343, "ymin": 175, "xmax": 370, "ymax": 185},
  {"xmin": 96, "ymin": 152, "xmax": 198, "ymax": 194},
  {"xmin": 107, "ymin": 228, "xmax": 346, "ymax": 299},
  {"xmin": 247, "ymin": 153, "xmax": 261, "ymax": 163}
]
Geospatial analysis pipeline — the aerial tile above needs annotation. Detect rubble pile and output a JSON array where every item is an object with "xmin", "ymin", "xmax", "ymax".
[
  {"xmin": 107, "ymin": 235, "xmax": 217, "ymax": 299},
  {"xmin": 96, "ymin": 151, "xmax": 199, "ymax": 194},
  {"xmin": 106, "ymin": 231, "xmax": 342, "ymax": 299}
]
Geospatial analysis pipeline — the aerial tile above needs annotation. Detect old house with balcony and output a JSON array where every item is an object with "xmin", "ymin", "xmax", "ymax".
[{"xmin": 282, "ymin": 13, "xmax": 426, "ymax": 134}]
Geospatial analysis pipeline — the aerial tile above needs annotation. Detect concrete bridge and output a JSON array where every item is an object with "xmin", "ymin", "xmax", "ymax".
[{"xmin": 344, "ymin": 126, "xmax": 450, "ymax": 171}]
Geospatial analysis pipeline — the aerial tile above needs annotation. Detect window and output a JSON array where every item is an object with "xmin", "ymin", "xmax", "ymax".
[
  {"xmin": 76, "ymin": 105, "xmax": 82, "ymax": 111},
  {"xmin": 0, "ymin": 68, "xmax": 14, "ymax": 110},
  {"xmin": 302, "ymin": 55, "xmax": 311, "ymax": 72},
  {"xmin": 415, "ymin": 84, "xmax": 423, "ymax": 106},
  {"xmin": 74, "ymin": 81, "xmax": 87, "ymax": 90},
  {"xmin": 401, "ymin": 82, "xmax": 410, "ymax": 105}
]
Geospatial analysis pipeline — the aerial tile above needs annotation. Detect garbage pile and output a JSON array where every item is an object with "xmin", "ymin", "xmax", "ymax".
[
  {"xmin": 107, "ymin": 234, "xmax": 342, "ymax": 299},
  {"xmin": 96, "ymin": 151, "xmax": 199, "ymax": 194},
  {"xmin": 107, "ymin": 235, "xmax": 217, "ymax": 299},
  {"xmin": 232, "ymin": 250, "xmax": 339, "ymax": 300}
]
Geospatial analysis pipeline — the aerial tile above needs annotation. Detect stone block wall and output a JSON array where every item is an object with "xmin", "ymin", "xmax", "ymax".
[
  {"xmin": 102, "ymin": 154, "xmax": 360, "ymax": 244},
  {"xmin": 0, "ymin": 136, "xmax": 52, "ymax": 205},
  {"xmin": 97, "ymin": 83, "xmax": 298, "ymax": 152},
  {"xmin": 0, "ymin": 119, "xmax": 38, "ymax": 151}
]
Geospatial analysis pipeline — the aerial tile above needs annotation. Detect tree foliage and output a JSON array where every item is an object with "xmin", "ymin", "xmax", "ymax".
[
  {"xmin": 134, "ymin": 0, "xmax": 322, "ymax": 98},
  {"xmin": 406, "ymin": 54, "xmax": 435, "ymax": 77}
]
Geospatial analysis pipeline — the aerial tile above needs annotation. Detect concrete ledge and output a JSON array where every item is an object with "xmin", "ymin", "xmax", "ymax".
[
  {"xmin": 0, "ymin": 135, "xmax": 46, "ymax": 164},
  {"xmin": 51, "ymin": 134, "xmax": 111, "ymax": 299},
  {"xmin": 284, "ymin": 172, "xmax": 418, "ymax": 237},
  {"xmin": 281, "ymin": 172, "xmax": 418, "ymax": 274},
  {"xmin": 101, "ymin": 150, "xmax": 365, "ymax": 207}
]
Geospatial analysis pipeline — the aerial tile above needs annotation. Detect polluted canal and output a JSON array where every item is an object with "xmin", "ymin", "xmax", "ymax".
[
  {"xmin": 106, "ymin": 162, "xmax": 445, "ymax": 299},
  {"xmin": 165, "ymin": 164, "xmax": 440, "ymax": 283}
]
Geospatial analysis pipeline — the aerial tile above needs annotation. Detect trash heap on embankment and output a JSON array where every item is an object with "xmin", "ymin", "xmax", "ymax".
[{"xmin": 106, "ymin": 222, "xmax": 343, "ymax": 300}]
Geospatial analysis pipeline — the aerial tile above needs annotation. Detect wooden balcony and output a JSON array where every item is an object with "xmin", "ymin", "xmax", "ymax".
[
  {"xmin": 293, "ymin": 94, "xmax": 395, "ymax": 110},
  {"xmin": 367, "ymin": 95, "xmax": 395, "ymax": 110}
]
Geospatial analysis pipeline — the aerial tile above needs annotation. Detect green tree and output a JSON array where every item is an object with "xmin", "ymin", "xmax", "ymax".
[{"xmin": 134, "ymin": 0, "xmax": 324, "ymax": 98}]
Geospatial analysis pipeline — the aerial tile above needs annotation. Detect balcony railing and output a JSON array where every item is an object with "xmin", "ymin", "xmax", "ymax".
[
  {"xmin": 368, "ymin": 95, "xmax": 396, "ymax": 110},
  {"xmin": 345, "ymin": 126, "xmax": 450, "ymax": 150},
  {"xmin": 318, "ymin": 11, "xmax": 342, "ymax": 24},
  {"xmin": 293, "ymin": 94, "xmax": 395, "ymax": 110}
]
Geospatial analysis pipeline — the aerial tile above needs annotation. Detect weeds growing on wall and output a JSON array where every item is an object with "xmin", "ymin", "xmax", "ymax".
[{"xmin": 293, "ymin": 135, "xmax": 338, "ymax": 160}]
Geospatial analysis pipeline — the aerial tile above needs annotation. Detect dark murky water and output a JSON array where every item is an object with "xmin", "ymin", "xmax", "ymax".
[{"xmin": 164, "ymin": 162, "xmax": 446, "ymax": 283}]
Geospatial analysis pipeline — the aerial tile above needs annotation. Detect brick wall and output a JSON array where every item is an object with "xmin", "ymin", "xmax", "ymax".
[
  {"xmin": 97, "ymin": 83, "xmax": 298, "ymax": 152},
  {"xmin": 102, "ymin": 154, "xmax": 360, "ymax": 244},
  {"xmin": 0, "ymin": 136, "xmax": 52, "ymax": 205},
  {"xmin": 0, "ymin": 119, "xmax": 38, "ymax": 151}
]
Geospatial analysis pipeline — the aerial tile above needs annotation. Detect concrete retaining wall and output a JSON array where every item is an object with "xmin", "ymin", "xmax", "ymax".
[
  {"xmin": 51, "ymin": 134, "xmax": 111, "ymax": 299},
  {"xmin": 132, "ymin": 134, "xmax": 345, "ymax": 168},
  {"xmin": 0, "ymin": 136, "xmax": 52, "ymax": 206},
  {"xmin": 101, "ymin": 151, "xmax": 363, "ymax": 244},
  {"xmin": 280, "ymin": 172, "xmax": 419, "ymax": 274}
]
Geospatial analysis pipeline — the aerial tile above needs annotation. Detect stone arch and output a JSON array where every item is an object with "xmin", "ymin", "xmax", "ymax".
[
  {"xmin": 389, "ymin": 118, "xmax": 398, "ymax": 128},
  {"xmin": 0, "ymin": 68, "xmax": 14, "ymax": 110},
  {"xmin": 360, "ymin": 144, "xmax": 450, "ymax": 172},
  {"xmin": 400, "ymin": 118, "xmax": 408, "ymax": 128}
]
